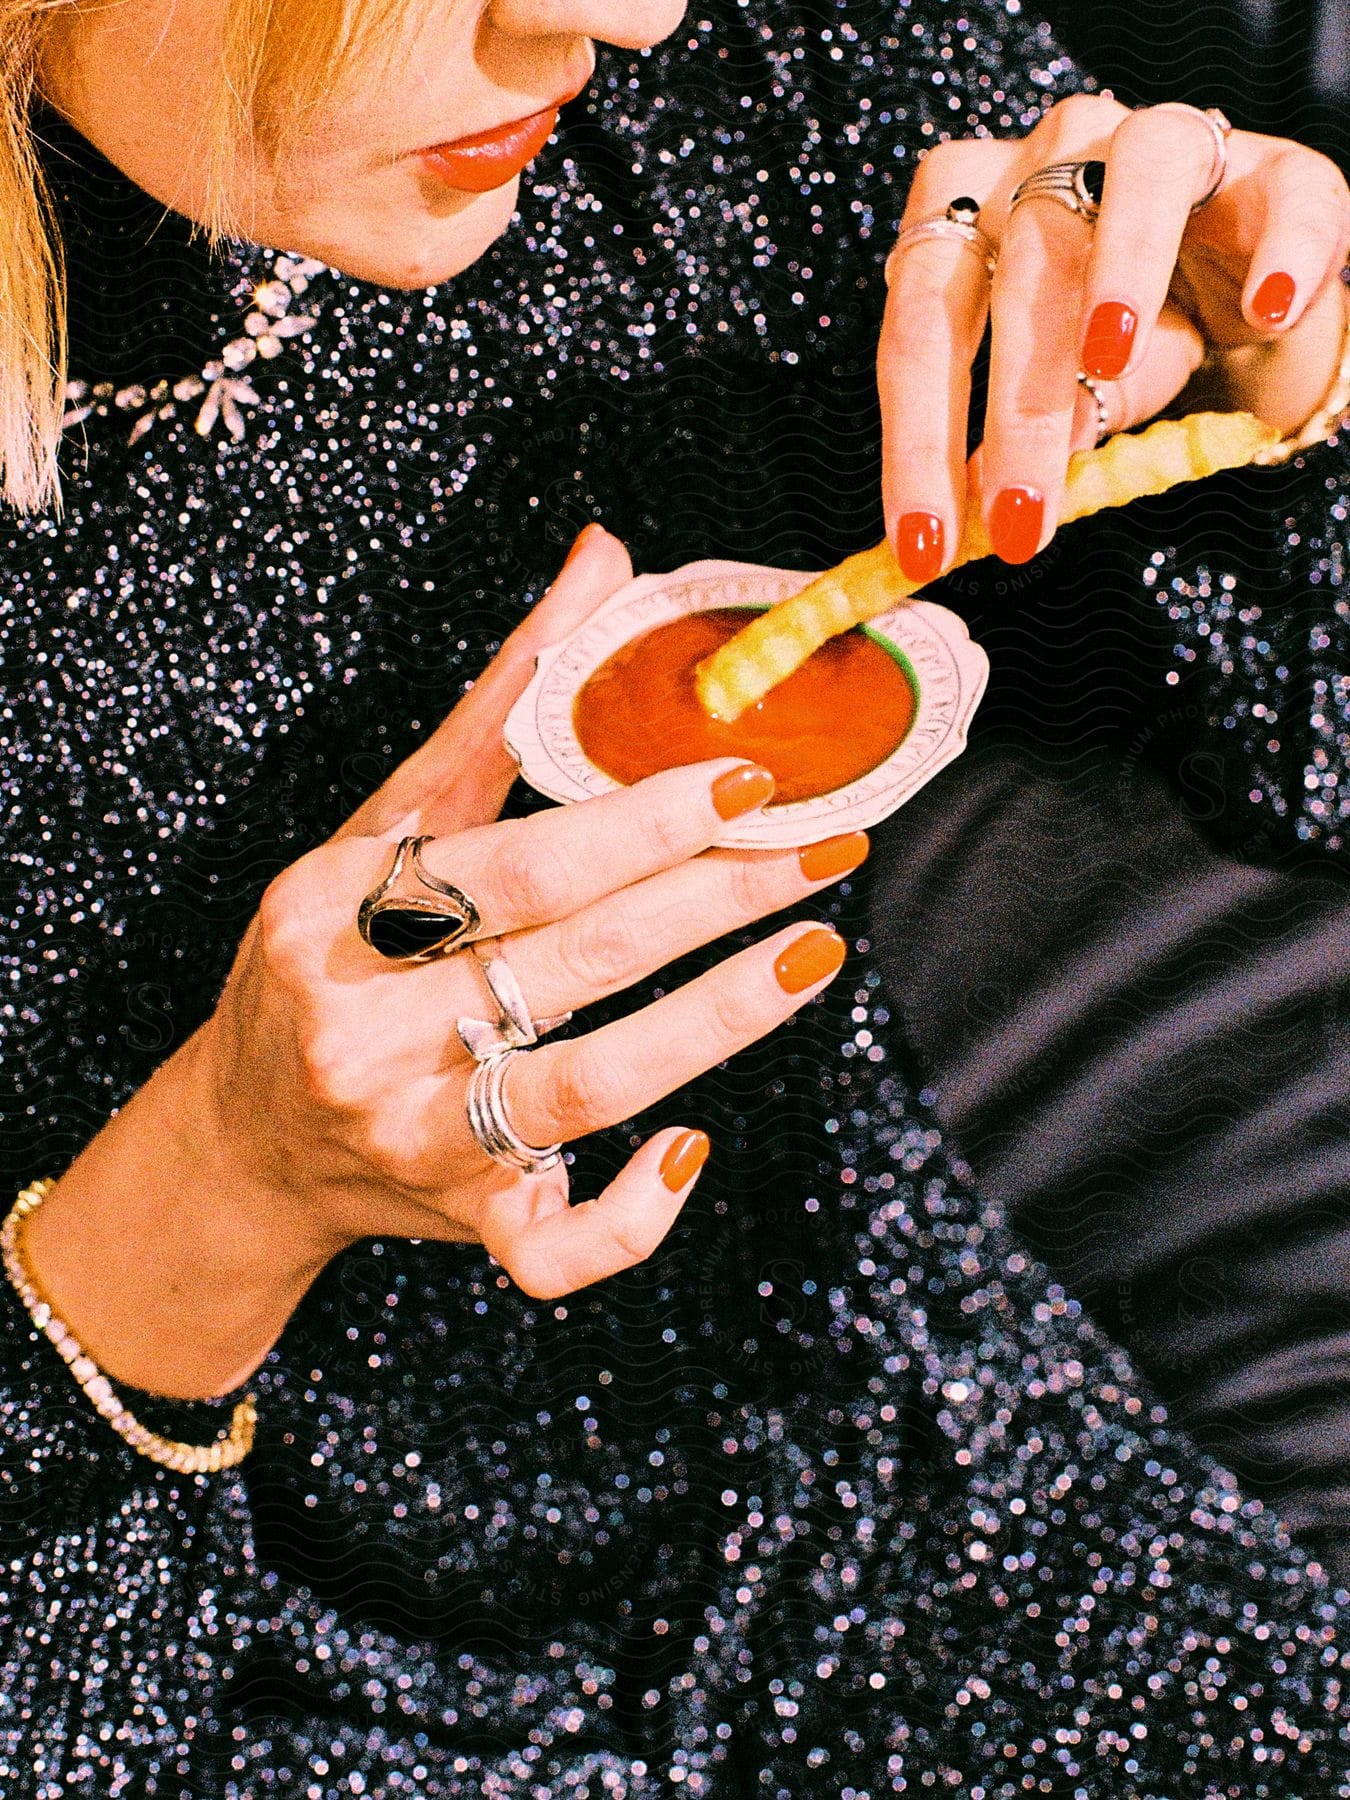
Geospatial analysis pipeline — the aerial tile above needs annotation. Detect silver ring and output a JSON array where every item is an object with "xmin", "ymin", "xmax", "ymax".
[
  {"xmin": 1077, "ymin": 371, "xmax": 1114, "ymax": 446},
  {"xmin": 456, "ymin": 942, "xmax": 572, "ymax": 1061},
  {"xmin": 357, "ymin": 836, "xmax": 483, "ymax": 963},
  {"xmin": 1008, "ymin": 159, "xmax": 1105, "ymax": 224},
  {"xmin": 888, "ymin": 196, "xmax": 998, "ymax": 282},
  {"xmin": 1142, "ymin": 103, "xmax": 1232, "ymax": 211},
  {"xmin": 466, "ymin": 1048, "xmax": 563, "ymax": 1175}
]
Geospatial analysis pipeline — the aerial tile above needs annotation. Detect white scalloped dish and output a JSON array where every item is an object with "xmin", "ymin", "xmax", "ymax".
[{"xmin": 504, "ymin": 558, "xmax": 990, "ymax": 850}]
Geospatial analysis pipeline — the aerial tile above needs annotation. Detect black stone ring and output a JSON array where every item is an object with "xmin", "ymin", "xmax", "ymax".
[
  {"xmin": 945, "ymin": 195, "xmax": 983, "ymax": 226},
  {"xmin": 357, "ymin": 835, "xmax": 483, "ymax": 963},
  {"xmin": 1008, "ymin": 159, "xmax": 1106, "ymax": 224},
  {"xmin": 888, "ymin": 199, "xmax": 998, "ymax": 283}
]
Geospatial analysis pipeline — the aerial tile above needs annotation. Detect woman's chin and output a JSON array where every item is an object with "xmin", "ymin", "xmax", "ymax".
[{"xmin": 275, "ymin": 179, "xmax": 521, "ymax": 290}]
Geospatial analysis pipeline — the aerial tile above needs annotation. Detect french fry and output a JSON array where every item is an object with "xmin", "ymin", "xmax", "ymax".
[{"xmin": 695, "ymin": 410, "xmax": 1278, "ymax": 721}]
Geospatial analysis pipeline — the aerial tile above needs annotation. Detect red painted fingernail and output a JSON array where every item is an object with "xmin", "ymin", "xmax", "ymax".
[
  {"xmin": 1082, "ymin": 300, "xmax": 1137, "ymax": 379},
  {"xmin": 988, "ymin": 486, "xmax": 1045, "ymax": 565},
  {"xmin": 775, "ymin": 926, "xmax": 846, "ymax": 995},
  {"xmin": 894, "ymin": 511, "xmax": 945, "ymax": 585},
  {"xmin": 660, "ymin": 1129, "xmax": 710, "ymax": 1192},
  {"xmin": 799, "ymin": 831, "xmax": 870, "ymax": 883},
  {"xmin": 712, "ymin": 764, "xmax": 776, "ymax": 820},
  {"xmin": 1253, "ymin": 271, "xmax": 1296, "ymax": 326}
]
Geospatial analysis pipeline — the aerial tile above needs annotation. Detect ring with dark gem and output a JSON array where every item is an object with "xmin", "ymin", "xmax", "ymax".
[
  {"xmin": 357, "ymin": 835, "xmax": 483, "ymax": 963},
  {"xmin": 888, "ymin": 202, "xmax": 998, "ymax": 282},
  {"xmin": 1008, "ymin": 158, "xmax": 1106, "ymax": 224}
]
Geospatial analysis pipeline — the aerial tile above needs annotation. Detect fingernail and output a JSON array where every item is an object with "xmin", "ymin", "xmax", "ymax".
[
  {"xmin": 1082, "ymin": 300, "xmax": 1137, "ymax": 379},
  {"xmin": 800, "ymin": 831, "xmax": 870, "ymax": 883},
  {"xmin": 712, "ymin": 764, "xmax": 776, "ymax": 820},
  {"xmin": 894, "ymin": 512, "xmax": 945, "ymax": 586},
  {"xmin": 775, "ymin": 926, "xmax": 846, "ymax": 995},
  {"xmin": 660, "ymin": 1129, "xmax": 710, "ymax": 1192},
  {"xmin": 988, "ymin": 486, "xmax": 1045, "ymax": 565},
  {"xmin": 1253, "ymin": 271, "xmax": 1296, "ymax": 326}
]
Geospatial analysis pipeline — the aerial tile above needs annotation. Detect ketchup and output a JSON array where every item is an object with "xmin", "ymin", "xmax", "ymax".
[{"xmin": 573, "ymin": 607, "xmax": 915, "ymax": 805}]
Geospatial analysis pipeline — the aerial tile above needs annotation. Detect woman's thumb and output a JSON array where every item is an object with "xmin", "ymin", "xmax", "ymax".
[
  {"xmin": 530, "ymin": 522, "xmax": 634, "ymax": 646},
  {"xmin": 335, "ymin": 524, "xmax": 633, "ymax": 842}
]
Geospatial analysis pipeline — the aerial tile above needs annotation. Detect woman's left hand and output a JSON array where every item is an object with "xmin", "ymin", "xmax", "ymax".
[{"xmin": 879, "ymin": 94, "xmax": 1350, "ymax": 577}]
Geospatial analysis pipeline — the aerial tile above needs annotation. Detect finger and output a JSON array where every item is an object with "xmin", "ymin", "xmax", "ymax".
[
  {"xmin": 508, "ymin": 921, "xmax": 847, "ymax": 1147},
  {"xmin": 981, "ymin": 196, "xmax": 1096, "ymax": 560},
  {"xmin": 400, "ymin": 755, "xmax": 778, "ymax": 940},
  {"xmin": 481, "ymin": 1127, "xmax": 711, "ymax": 1299},
  {"xmin": 1068, "ymin": 302, "xmax": 1206, "ymax": 452},
  {"xmin": 337, "ymin": 524, "xmax": 633, "ymax": 842},
  {"xmin": 1236, "ymin": 145, "xmax": 1350, "ymax": 337},
  {"xmin": 475, "ymin": 830, "xmax": 869, "ymax": 1022},
  {"xmin": 1080, "ymin": 107, "xmax": 1223, "ymax": 383},
  {"xmin": 881, "ymin": 139, "xmax": 1017, "ymax": 583},
  {"xmin": 880, "ymin": 240, "xmax": 992, "ymax": 583}
]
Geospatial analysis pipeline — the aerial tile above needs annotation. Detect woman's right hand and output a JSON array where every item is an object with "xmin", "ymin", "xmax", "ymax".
[{"xmin": 28, "ymin": 528, "xmax": 864, "ymax": 1397}]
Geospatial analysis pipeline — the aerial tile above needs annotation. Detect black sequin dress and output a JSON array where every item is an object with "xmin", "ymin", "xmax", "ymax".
[{"xmin": 1, "ymin": 6, "xmax": 1347, "ymax": 1795}]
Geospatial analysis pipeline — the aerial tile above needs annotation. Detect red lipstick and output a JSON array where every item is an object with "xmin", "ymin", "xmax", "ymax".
[{"xmin": 417, "ymin": 105, "xmax": 562, "ymax": 194}]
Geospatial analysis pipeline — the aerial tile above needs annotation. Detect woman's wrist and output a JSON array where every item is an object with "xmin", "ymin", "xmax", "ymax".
[{"xmin": 21, "ymin": 1026, "xmax": 343, "ymax": 1401}]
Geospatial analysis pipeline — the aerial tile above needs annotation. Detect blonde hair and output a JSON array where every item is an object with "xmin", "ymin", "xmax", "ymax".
[{"xmin": 0, "ymin": 0, "xmax": 410, "ymax": 514}]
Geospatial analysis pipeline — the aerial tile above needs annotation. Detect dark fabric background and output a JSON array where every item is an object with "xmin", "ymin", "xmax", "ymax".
[{"xmin": 1045, "ymin": 0, "xmax": 1350, "ymax": 170}]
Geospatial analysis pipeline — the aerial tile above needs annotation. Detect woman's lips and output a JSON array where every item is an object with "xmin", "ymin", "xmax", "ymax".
[{"xmin": 416, "ymin": 105, "xmax": 562, "ymax": 194}]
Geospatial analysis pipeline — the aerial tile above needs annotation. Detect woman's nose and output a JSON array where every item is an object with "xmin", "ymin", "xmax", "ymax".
[{"xmin": 485, "ymin": 0, "xmax": 689, "ymax": 51}]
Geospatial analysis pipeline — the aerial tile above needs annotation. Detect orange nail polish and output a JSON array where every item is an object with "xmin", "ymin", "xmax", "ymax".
[
  {"xmin": 799, "ymin": 831, "xmax": 870, "ymax": 883},
  {"xmin": 712, "ymin": 764, "xmax": 776, "ymax": 820},
  {"xmin": 774, "ymin": 927, "xmax": 846, "ymax": 995},
  {"xmin": 660, "ymin": 1129, "xmax": 710, "ymax": 1191}
]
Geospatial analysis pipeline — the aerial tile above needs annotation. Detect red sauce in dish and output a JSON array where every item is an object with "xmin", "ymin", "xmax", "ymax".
[{"xmin": 573, "ymin": 607, "xmax": 916, "ymax": 805}]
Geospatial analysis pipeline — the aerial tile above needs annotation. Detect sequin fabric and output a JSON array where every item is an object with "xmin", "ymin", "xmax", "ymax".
[{"xmin": 1, "ymin": 5, "xmax": 1347, "ymax": 1795}]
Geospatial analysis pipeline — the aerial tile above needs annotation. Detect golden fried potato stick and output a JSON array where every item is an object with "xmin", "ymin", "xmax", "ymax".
[{"xmin": 695, "ymin": 411, "xmax": 1278, "ymax": 721}]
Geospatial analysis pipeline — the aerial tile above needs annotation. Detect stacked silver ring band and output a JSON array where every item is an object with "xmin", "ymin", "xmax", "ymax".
[{"xmin": 465, "ymin": 1050, "xmax": 563, "ymax": 1175}]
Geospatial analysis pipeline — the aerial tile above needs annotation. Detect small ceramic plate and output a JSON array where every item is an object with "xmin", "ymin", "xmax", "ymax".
[{"xmin": 504, "ymin": 558, "xmax": 989, "ymax": 849}]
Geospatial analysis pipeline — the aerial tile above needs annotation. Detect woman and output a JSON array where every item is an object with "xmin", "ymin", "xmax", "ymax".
[{"xmin": 1, "ymin": 0, "xmax": 1346, "ymax": 1793}]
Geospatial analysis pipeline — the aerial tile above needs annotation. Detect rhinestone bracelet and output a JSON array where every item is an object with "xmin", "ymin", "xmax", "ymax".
[{"xmin": 2, "ymin": 1180, "xmax": 257, "ymax": 1474}]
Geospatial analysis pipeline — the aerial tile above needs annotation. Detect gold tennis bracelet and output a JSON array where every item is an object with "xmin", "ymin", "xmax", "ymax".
[{"xmin": 2, "ymin": 1180, "xmax": 257, "ymax": 1473}]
